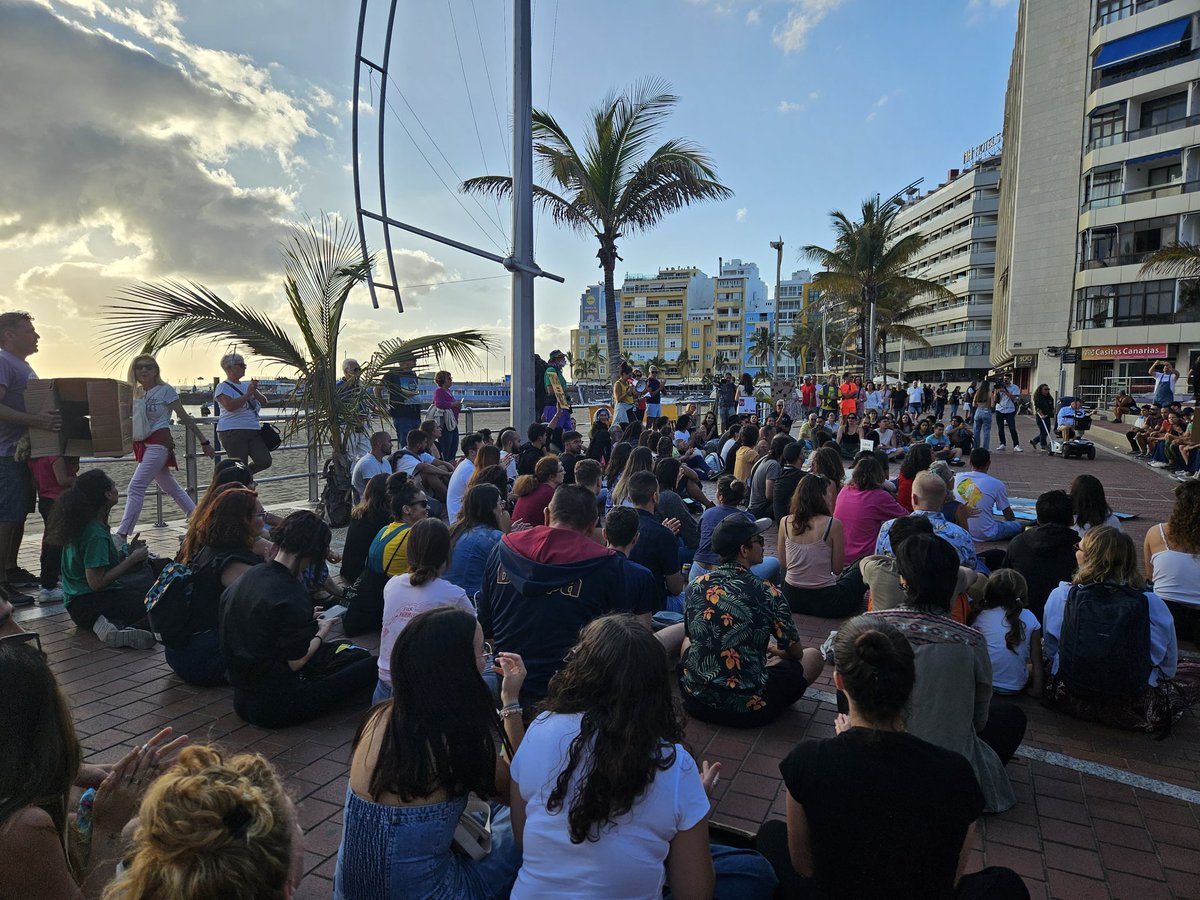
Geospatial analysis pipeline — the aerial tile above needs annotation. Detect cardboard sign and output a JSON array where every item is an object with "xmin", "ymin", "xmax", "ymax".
[
  {"xmin": 737, "ymin": 397, "xmax": 757, "ymax": 415},
  {"xmin": 27, "ymin": 378, "xmax": 133, "ymax": 458},
  {"xmin": 859, "ymin": 438, "xmax": 875, "ymax": 453}
]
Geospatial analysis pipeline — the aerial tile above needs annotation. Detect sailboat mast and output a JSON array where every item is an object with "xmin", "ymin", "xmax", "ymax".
[{"xmin": 510, "ymin": 0, "xmax": 536, "ymax": 430}]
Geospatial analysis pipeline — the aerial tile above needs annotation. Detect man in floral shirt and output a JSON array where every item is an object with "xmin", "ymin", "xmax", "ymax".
[{"xmin": 680, "ymin": 517, "xmax": 824, "ymax": 728}]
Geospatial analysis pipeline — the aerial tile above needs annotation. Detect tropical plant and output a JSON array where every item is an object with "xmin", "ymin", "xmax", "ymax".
[
  {"xmin": 782, "ymin": 330, "xmax": 810, "ymax": 375},
  {"xmin": 803, "ymin": 195, "xmax": 954, "ymax": 378},
  {"xmin": 747, "ymin": 327, "xmax": 773, "ymax": 371},
  {"xmin": 1140, "ymin": 243, "xmax": 1200, "ymax": 309},
  {"xmin": 571, "ymin": 352, "xmax": 595, "ymax": 380},
  {"xmin": 99, "ymin": 218, "xmax": 490, "ymax": 462},
  {"xmin": 461, "ymin": 78, "xmax": 733, "ymax": 362},
  {"xmin": 712, "ymin": 350, "xmax": 730, "ymax": 376},
  {"xmin": 583, "ymin": 341, "xmax": 607, "ymax": 377},
  {"xmin": 674, "ymin": 347, "xmax": 694, "ymax": 380}
]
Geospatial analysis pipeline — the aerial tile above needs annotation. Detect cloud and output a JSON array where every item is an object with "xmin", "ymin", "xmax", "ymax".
[
  {"xmin": 745, "ymin": 7, "xmax": 760, "ymax": 25},
  {"xmin": 809, "ymin": 91, "xmax": 820, "ymax": 101},
  {"xmin": 966, "ymin": 0, "xmax": 1015, "ymax": 24},
  {"xmin": 772, "ymin": 0, "xmax": 845, "ymax": 53},
  {"xmin": 735, "ymin": 208, "xmax": 748, "ymax": 223},
  {"xmin": 0, "ymin": 0, "xmax": 304, "ymax": 282},
  {"xmin": 777, "ymin": 100, "xmax": 804, "ymax": 114},
  {"xmin": 865, "ymin": 94, "xmax": 889, "ymax": 123},
  {"xmin": 390, "ymin": 248, "xmax": 456, "ymax": 300}
]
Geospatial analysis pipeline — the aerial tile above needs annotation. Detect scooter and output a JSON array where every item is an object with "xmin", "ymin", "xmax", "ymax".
[{"xmin": 1046, "ymin": 399, "xmax": 1096, "ymax": 460}]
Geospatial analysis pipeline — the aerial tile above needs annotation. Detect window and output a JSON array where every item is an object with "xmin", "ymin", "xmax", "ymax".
[
  {"xmin": 1086, "ymin": 167, "xmax": 1123, "ymax": 206},
  {"xmin": 1088, "ymin": 105, "xmax": 1125, "ymax": 148},
  {"xmin": 1139, "ymin": 91, "xmax": 1187, "ymax": 130},
  {"xmin": 1076, "ymin": 279, "xmax": 1176, "ymax": 328},
  {"xmin": 1095, "ymin": 0, "xmax": 1134, "ymax": 27},
  {"xmin": 1147, "ymin": 163, "xmax": 1182, "ymax": 186}
]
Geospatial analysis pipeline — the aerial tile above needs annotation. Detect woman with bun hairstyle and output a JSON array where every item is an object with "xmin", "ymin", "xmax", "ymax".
[
  {"xmin": 755, "ymin": 616, "xmax": 1028, "ymax": 900},
  {"xmin": 510, "ymin": 454, "xmax": 563, "ymax": 527},
  {"xmin": 102, "ymin": 747, "xmax": 302, "ymax": 900},
  {"xmin": 690, "ymin": 476, "xmax": 780, "ymax": 584}
]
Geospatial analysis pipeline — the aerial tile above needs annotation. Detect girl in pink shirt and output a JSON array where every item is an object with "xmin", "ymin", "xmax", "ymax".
[{"xmin": 834, "ymin": 457, "xmax": 907, "ymax": 563}]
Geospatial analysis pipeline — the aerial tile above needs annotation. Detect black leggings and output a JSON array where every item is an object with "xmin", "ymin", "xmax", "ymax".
[
  {"xmin": 755, "ymin": 819, "xmax": 1030, "ymax": 899},
  {"xmin": 65, "ymin": 565, "xmax": 158, "ymax": 630},
  {"xmin": 980, "ymin": 697, "xmax": 1027, "ymax": 765},
  {"xmin": 781, "ymin": 565, "xmax": 867, "ymax": 619},
  {"xmin": 233, "ymin": 656, "xmax": 379, "ymax": 728}
]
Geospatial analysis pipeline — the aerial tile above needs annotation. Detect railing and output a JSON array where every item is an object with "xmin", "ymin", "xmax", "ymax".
[
  {"xmin": 1077, "ymin": 377, "xmax": 1161, "ymax": 412},
  {"xmin": 1082, "ymin": 178, "xmax": 1200, "ymax": 211},
  {"xmin": 1086, "ymin": 113, "xmax": 1200, "ymax": 153},
  {"xmin": 1093, "ymin": 47, "xmax": 1200, "ymax": 92},
  {"xmin": 1079, "ymin": 250, "xmax": 1154, "ymax": 269},
  {"xmin": 1093, "ymin": 0, "xmax": 1177, "ymax": 32}
]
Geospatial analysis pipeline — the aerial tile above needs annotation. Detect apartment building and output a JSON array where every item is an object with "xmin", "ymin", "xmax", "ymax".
[
  {"xmin": 715, "ymin": 258, "xmax": 772, "ymax": 376},
  {"xmin": 774, "ymin": 269, "xmax": 823, "ymax": 380},
  {"xmin": 996, "ymin": 0, "xmax": 1200, "ymax": 395},
  {"xmin": 891, "ymin": 157, "xmax": 1001, "ymax": 383}
]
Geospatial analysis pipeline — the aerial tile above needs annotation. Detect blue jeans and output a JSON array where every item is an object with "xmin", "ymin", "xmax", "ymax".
[
  {"xmin": 372, "ymin": 678, "xmax": 392, "ymax": 704},
  {"xmin": 164, "ymin": 629, "xmax": 227, "ymax": 687},
  {"xmin": 689, "ymin": 557, "xmax": 781, "ymax": 585},
  {"xmin": 973, "ymin": 407, "xmax": 992, "ymax": 450},
  {"xmin": 992, "ymin": 519, "xmax": 1024, "ymax": 541},
  {"xmin": 663, "ymin": 844, "xmax": 778, "ymax": 900}
]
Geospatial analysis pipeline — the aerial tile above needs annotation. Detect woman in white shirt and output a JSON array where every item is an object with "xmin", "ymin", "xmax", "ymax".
[
  {"xmin": 1070, "ymin": 473, "xmax": 1121, "ymax": 537},
  {"xmin": 116, "ymin": 354, "xmax": 215, "ymax": 543},
  {"xmin": 509, "ymin": 614, "xmax": 777, "ymax": 899},
  {"xmin": 214, "ymin": 352, "xmax": 272, "ymax": 472},
  {"xmin": 1144, "ymin": 480, "xmax": 1200, "ymax": 614}
]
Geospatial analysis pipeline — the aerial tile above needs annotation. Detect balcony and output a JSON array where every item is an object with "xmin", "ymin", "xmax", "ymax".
[
  {"xmin": 1094, "ymin": 0, "xmax": 1177, "ymax": 32},
  {"xmin": 1078, "ymin": 249, "xmax": 1156, "ymax": 269},
  {"xmin": 1087, "ymin": 112, "xmax": 1200, "ymax": 152},
  {"xmin": 1082, "ymin": 178, "xmax": 1200, "ymax": 211},
  {"xmin": 1076, "ymin": 304, "xmax": 1200, "ymax": 328},
  {"xmin": 1092, "ymin": 46, "xmax": 1200, "ymax": 92}
]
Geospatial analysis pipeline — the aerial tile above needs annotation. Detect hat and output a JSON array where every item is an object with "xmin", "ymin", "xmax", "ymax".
[
  {"xmin": 711, "ymin": 516, "xmax": 770, "ymax": 561},
  {"xmin": 549, "ymin": 349, "xmax": 566, "ymax": 361}
]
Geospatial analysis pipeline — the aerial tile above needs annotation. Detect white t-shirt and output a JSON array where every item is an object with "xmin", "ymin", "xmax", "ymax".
[
  {"xmin": 1155, "ymin": 371, "xmax": 1178, "ymax": 395},
  {"xmin": 973, "ymin": 607, "xmax": 1041, "ymax": 693},
  {"xmin": 351, "ymin": 454, "xmax": 392, "ymax": 499},
  {"xmin": 995, "ymin": 389, "xmax": 1015, "ymax": 414},
  {"xmin": 394, "ymin": 451, "xmax": 421, "ymax": 479},
  {"xmin": 445, "ymin": 458, "xmax": 475, "ymax": 522},
  {"xmin": 377, "ymin": 575, "xmax": 473, "ymax": 685},
  {"xmin": 954, "ymin": 470, "xmax": 1012, "ymax": 541},
  {"xmin": 1073, "ymin": 512, "xmax": 1121, "ymax": 538},
  {"xmin": 214, "ymin": 380, "xmax": 260, "ymax": 431},
  {"xmin": 907, "ymin": 385, "xmax": 923, "ymax": 404},
  {"xmin": 134, "ymin": 383, "xmax": 179, "ymax": 439},
  {"xmin": 510, "ymin": 712, "xmax": 710, "ymax": 900}
]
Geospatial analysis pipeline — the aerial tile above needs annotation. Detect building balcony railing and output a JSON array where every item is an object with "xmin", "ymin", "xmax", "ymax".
[
  {"xmin": 1086, "ymin": 113, "xmax": 1200, "ymax": 153},
  {"xmin": 1076, "ymin": 304, "xmax": 1200, "ymax": 328},
  {"xmin": 1094, "ymin": 0, "xmax": 1176, "ymax": 33},
  {"xmin": 1078, "ymin": 249, "xmax": 1156, "ymax": 270},
  {"xmin": 1081, "ymin": 178, "xmax": 1200, "ymax": 211},
  {"xmin": 1092, "ymin": 47, "xmax": 1200, "ymax": 92}
]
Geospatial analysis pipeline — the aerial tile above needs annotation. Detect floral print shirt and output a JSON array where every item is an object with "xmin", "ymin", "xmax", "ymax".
[{"xmin": 680, "ymin": 564, "xmax": 799, "ymax": 713}]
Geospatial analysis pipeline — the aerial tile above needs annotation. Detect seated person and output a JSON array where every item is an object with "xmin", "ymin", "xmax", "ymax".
[
  {"xmin": 969, "ymin": 569, "xmax": 1044, "ymax": 697},
  {"xmin": 748, "ymin": 434, "xmax": 791, "ymax": 519},
  {"xmin": 953, "ymin": 449, "xmax": 1023, "ymax": 542},
  {"xmin": 1126, "ymin": 403, "xmax": 1162, "ymax": 456},
  {"xmin": 654, "ymin": 458, "xmax": 701, "ymax": 552},
  {"xmin": 351, "ymin": 431, "xmax": 394, "ymax": 501},
  {"xmin": 392, "ymin": 429, "xmax": 450, "ymax": 505},
  {"xmin": 771, "ymin": 441, "xmax": 807, "ymax": 523},
  {"xmin": 626, "ymin": 471, "xmax": 686, "ymax": 611},
  {"xmin": 339, "ymin": 473, "xmax": 392, "ymax": 585},
  {"xmin": 219, "ymin": 510, "xmax": 377, "ymax": 728},
  {"xmin": 945, "ymin": 415, "xmax": 973, "ymax": 455},
  {"xmin": 999, "ymin": 489, "xmax": 1079, "ymax": 620},
  {"xmin": 871, "ymin": 534, "xmax": 1025, "ymax": 813},
  {"xmin": 445, "ymin": 483, "xmax": 509, "ymax": 599},
  {"xmin": 1144, "ymin": 480, "xmax": 1200, "ymax": 623},
  {"xmin": 833, "ymin": 414, "xmax": 862, "ymax": 460},
  {"xmin": 510, "ymin": 455, "xmax": 563, "ymax": 528},
  {"xmin": 779, "ymin": 474, "xmax": 868, "ymax": 618},
  {"xmin": 754, "ymin": 616, "xmax": 1027, "ymax": 900},
  {"xmin": 602, "ymin": 507, "xmax": 660, "ymax": 622},
  {"xmin": 895, "ymin": 444, "xmax": 933, "ymax": 512},
  {"xmin": 517, "ymin": 423, "xmax": 550, "ymax": 476},
  {"xmin": 924, "ymin": 421, "xmax": 962, "ymax": 463},
  {"xmin": 478, "ymin": 485, "xmax": 651, "ymax": 702},
  {"xmin": 861, "ymin": 516, "xmax": 979, "ymax": 624},
  {"xmin": 680, "ymin": 517, "xmax": 824, "ymax": 729},
  {"xmin": 1112, "ymin": 390, "xmax": 1137, "ymax": 423},
  {"xmin": 877, "ymin": 471, "xmax": 980, "ymax": 572},
  {"xmin": 1055, "ymin": 397, "xmax": 1090, "ymax": 441},
  {"xmin": 1044, "ymin": 526, "xmax": 1194, "ymax": 732},
  {"xmin": 833, "ymin": 457, "xmax": 908, "ymax": 565},
  {"xmin": 164, "ymin": 487, "xmax": 264, "ymax": 686},
  {"xmin": 691, "ymin": 476, "xmax": 781, "ymax": 584}
]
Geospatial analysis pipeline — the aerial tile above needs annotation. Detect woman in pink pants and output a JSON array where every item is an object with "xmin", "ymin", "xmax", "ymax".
[{"xmin": 115, "ymin": 355, "xmax": 215, "ymax": 543}]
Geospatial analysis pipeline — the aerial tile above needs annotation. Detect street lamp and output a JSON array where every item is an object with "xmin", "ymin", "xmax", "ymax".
[{"xmin": 769, "ymin": 238, "xmax": 783, "ymax": 379}]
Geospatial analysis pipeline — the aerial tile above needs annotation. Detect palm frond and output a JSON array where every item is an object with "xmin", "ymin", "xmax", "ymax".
[
  {"xmin": 1139, "ymin": 242, "xmax": 1200, "ymax": 279},
  {"xmin": 371, "ymin": 330, "xmax": 493, "ymax": 376}
]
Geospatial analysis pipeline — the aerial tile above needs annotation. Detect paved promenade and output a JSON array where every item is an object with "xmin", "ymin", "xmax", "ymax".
[{"xmin": 11, "ymin": 425, "xmax": 1200, "ymax": 899}]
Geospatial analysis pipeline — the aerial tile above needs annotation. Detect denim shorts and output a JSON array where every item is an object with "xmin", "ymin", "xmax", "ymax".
[{"xmin": 0, "ymin": 456, "xmax": 32, "ymax": 523}]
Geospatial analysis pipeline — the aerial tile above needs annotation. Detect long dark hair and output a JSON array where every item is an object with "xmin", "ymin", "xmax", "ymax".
[
  {"xmin": 351, "ymin": 472, "xmax": 391, "ymax": 522},
  {"xmin": 46, "ymin": 469, "xmax": 114, "ymax": 546},
  {"xmin": 406, "ymin": 518, "xmax": 451, "ymax": 588},
  {"xmin": 611, "ymin": 446, "xmax": 654, "ymax": 507},
  {"xmin": 895, "ymin": 533, "xmax": 959, "ymax": 613},
  {"xmin": 788, "ymin": 474, "xmax": 831, "ymax": 536},
  {"xmin": 0, "ymin": 639, "xmax": 81, "ymax": 869},
  {"xmin": 654, "ymin": 457, "xmax": 681, "ymax": 496},
  {"xmin": 359, "ymin": 607, "xmax": 504, "ymax": 801},
  {"xmin": 1070, "ymin": 474, "xmax": 1112, "ymax": 531},
  {"xmin": 541, "ymin": 615, "xmax": 685, "ymax": 844},
  {"xmin": 898, "ymin": 442, "xmax": 933, "ymax": 481},
  {"xmin": 810, "ymin": 446, "xmax": 844, "ymax": 487},
  {"xmin": 450, "ymin": 483, "xmax": 503, "ymax": 542},
  {"xmin": 605, "ymin": 442, "xmax": 633, "ymax": 486}
]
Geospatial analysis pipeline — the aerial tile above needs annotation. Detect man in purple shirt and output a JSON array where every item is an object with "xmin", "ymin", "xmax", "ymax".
[{"xmin": 0, "ymin": 312, "xmax": 60, "ymax": 604}]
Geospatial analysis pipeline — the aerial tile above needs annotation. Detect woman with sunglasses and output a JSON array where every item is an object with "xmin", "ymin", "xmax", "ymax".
[
  {"xmin": 335, "ymin": 607, "xmax": 526, "ymax": 899},
  {"xmin": 215, "ymin": 352, "xmax": 271, "ymax": 473},
  {"xmin": 114, "ymin": 354, "xmax": 215, "ymax": 546},
  {"xmin": 1029, "ymin": 384, "xmax": 1055, "ymax": 451}
]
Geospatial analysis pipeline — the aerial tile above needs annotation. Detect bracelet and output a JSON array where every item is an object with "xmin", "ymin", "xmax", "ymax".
[{"xmin": 500, "ymin": 707, "xmax": 523, "ymax": 720}]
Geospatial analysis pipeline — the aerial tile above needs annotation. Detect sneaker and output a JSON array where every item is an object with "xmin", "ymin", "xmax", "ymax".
[
  {"xmin": 1013, "ymin": 445, "xmax": 1023, "ymax": 453},
  {"xmin": 93, "ymin": 615, "xmax": 157, "ymax": 650},
  {"xmin": 1128, "ymin": 449, "xmax": 1140, "ymax": 456},
  {"xmin": 1148, "ymin": 461, "xmax": 1168, "ymax": 468},
  {"xmin": 35, "ymin": 586, "xmax": 63, "ymax": 605},
  {"xmin": 5, "ymin": 586, "xmax": 35, "ymax": 607},
  {"xmin": 5, "ymin": 567, "xmax": 39, "ymax": 587},
  {"xmin": 995, "ymin": 445, "xmax": 1007, "ymax": 451}
]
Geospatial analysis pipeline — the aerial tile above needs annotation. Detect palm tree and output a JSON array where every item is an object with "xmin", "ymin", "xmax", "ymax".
[
  {"xmin": 675, "ymin": 347, "xmax": 694, "ymax": 381},
  {"xmin": 1139, "ymin": 243, "xmax": 1200, "ymax": 310},
  {"xmin": 461, "ymin": 79, "xmax": 733, "ymax": 362},
  {"xmin": 747, "ymin": 327, "xmax": 773, "ymax": 372},
  {"xmin": 804, "ymin": 196, "xmax": 954, "ymax": 378},
  {"xmin": 99, "ymin": 218, "xmax": 490, "ymax": 465},
  {"xmin": 581, "ymin": 341, "xmax": 607, "ymax": 380},
  {"xmin": 646, "ymin": 355, "xmax": 669, "ymax": 375},
  {"xmin": 782, "ymin": 330, "xmax": 810, "ymax": 376},
  {"xmin": 712, "ymin": 350, "xmax": 730, "ymax": 377},
  {"xmin": 572, "ymin": 352, "xmax": 595, "ymax": 381}
]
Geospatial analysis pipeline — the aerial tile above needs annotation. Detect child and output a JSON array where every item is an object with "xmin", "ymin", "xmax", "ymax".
[
  {"xmin": 27, "ymin": 455, "xmax": 80, "ymax": 604},
  {"xmin": 970, "ymin": 569, "xmax": 1044, "ymax": 696}
]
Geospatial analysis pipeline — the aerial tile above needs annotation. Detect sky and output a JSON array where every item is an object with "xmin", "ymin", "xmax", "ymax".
[{"xmin": 0, "ymin": 0, "xmax": 1020, "ymax": 385}]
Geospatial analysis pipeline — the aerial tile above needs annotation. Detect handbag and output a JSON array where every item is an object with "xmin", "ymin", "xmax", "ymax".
[
  {"xmin": 298, "ymin": 639, "xmax": 371, "ymax": 681},
  {"xmin": 260, "ymin": 422, "xmax": 283, "ymax": 451},
  {"xmin": 451, "ymin": 795, "xmax": 493, "ymax": 860}
]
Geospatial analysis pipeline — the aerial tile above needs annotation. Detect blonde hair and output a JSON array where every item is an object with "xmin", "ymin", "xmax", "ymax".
[
  {"xmin": 126, "ymin": 355, "xmax": 164, "ymax": 394},
  {"xmin": 103, "ymin": 746, "xmax": 297, "ymax": 900},
  {"xmin": 1074, "ymin": 525, "xmax": 1145, "ymax": 591}
]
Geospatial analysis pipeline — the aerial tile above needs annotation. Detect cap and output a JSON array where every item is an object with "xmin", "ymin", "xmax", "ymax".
[
  {"xmin": 549, "ymin": 349, "xmax": 566, "ymax": 361},
  {"xmin": 711, "ymin": 516, "xmax": 770, "ymax": 561}
]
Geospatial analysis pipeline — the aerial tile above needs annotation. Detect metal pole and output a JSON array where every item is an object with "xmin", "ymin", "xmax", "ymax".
[
  {"xmin": 509, "ymin": 0, "xmax": 536, "ymax": 431},
  {"xmin": 769, "ymin": 238, "xmax": 783, "ymax": 379},
  {"xmin": 306, "ymin": 417, "xmax": 319, "ymax": 503},
  {"xmin": 866, "ymin": 286, "xmax": 877, "ymax": 381}
]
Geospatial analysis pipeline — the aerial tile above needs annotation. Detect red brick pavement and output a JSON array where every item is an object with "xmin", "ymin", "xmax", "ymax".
[{"xmin": 11, "ymin": 434, "xmax": 1200, "ymax": 899}]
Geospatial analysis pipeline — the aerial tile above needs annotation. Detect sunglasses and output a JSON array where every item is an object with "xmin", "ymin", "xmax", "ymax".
[
  {"xmin": 409, "ymin": 499, "xmax": 430, "ymax": 508},
  {"xmin": 134, "ymin": 363, "xmax": 157, "ymax": 370}
]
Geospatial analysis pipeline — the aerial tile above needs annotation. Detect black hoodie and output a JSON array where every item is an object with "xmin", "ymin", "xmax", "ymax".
[{"xmin": 1000, "ymin": 523, "xmax": 1078, "ymax": 619}]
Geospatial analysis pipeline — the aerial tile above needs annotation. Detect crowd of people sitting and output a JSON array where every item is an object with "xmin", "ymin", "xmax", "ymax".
[{"xmin": 3, "ymin": 322, "xmax": 1200, "ymax": 899}]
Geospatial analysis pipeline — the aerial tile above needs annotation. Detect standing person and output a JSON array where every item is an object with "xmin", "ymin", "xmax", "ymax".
[
  {"xmin": 214, "ymin": 352, "xmax": 272, "ymax": 473},
  {"xmin": 800, "ymin": 375, "xmax": 817, "ymax": 419},
  {"xmin": 934, "ymin": 382, "xmax": 949, "ymax": 421},
  {"xmin": 115, "ymin": 355, "xmax": 215, "ymax": 544},
  {"xmin": 382, "ymin": 357, "xmax": 421, "ymax": 440},
  {"xmin": 754, "ymin": 616, "xmax": 1028, "ymax": 900},
  {"xmin": 219, "ymin": 510, "xmax": 377, "ymax": 727},
  {"xmin": 1190, "ymin": 354, "xmax": 1200, "ymax": 405},
  {"xmin": 1149, "ymin": 359, "xmax": 1179, "ymax": 406},
  {"xmin": 948, "ymin": 384, "xmax": 962, "ymax": 421},
  {"xmin": 644, "ymin": 365, "xmax": 663, "ymax": 421},
  {"xmin": 735, "ymin": 372, "xmax": 756, "ymax": 419},
  {"xmin": 838, "ymin": 373, "xmax": 858, "ymax": 421},
  {"xmin": 28, "ymin": 453, "xmax": 78, "ymax": 604},
  {"xmin": 1029, "ymin": 383, "xmax": 1055, "ymax": 451},
  {"xmin": 906, "ymin": 380, "xmax": 923, "ymax": 416},
  {"xmin": 510, "ymin": 614, "xmax": 777, "ymax": 899},
  {"xmin": 718, "ymin": 373, "xmax": 738, "ymax": 430},
  {"xmin": 351, "ymin": 431, "xmax": 394, "ymax": 502},
  {"xmin": 431, "ymin": 370, "xmax": 462, "ymax": 461},
  {"xmin": 682, "ymin": 517, "xmax": 825, "ymax": 729},
  {"xmin": 992, "ymin": 377, "xmax": 1022, "ymax": 452},
  {"xmin": 337, "ymin": 358, "xmax": 373, "ymax": 462},
  {"xmin": 335, "ymin": 607, "xmax": 526, "ymax": 900},
  {"xmin": 971, "ymin": 378, "xmax": 994, "ymax": 451},
  {"xmin": 613, "ymin": 364, "xmax": 638, "ymax": 425},
  {"xmin": 49, "ymin": 470, "xmax": 158, "ymax": 648},
  {"xmin": 542, "ymin": 349, "xmax": 573, "ymax": 436},
  {"xmin": 0, "ymin": 311, "xmax": 60, "ymax": 604}
]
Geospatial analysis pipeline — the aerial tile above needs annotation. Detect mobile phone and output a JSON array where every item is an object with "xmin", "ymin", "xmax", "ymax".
[{"xmin": 318, "ymin": 604, "xmax": 348, "ymax": 620}]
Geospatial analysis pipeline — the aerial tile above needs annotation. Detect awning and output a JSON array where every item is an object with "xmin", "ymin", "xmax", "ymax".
[
  {"xmin": 1126, "ymin": 149, "xmax": 1182, "ymax": 166},
  {"xmin": 1094, "ymin": 18, "xmax": 1190, "ymax": 69}
]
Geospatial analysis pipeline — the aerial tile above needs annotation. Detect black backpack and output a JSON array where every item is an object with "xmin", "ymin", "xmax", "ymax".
[
  {"xmin": 534, "ymin": 355, "xmax": 549, "ymax": 412},
  {"xmin": 144, "ymin": 549, "xmax": 216, "ymax": 647},
  {"xmin": 1058, "ymin": 581, "xmax": 1151, "ymax": 702}
]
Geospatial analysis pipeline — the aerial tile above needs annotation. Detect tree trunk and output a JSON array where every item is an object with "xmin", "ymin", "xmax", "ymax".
[{"xmin": 598, "ymin": 234, "xmax": 621, "ymax": 369}]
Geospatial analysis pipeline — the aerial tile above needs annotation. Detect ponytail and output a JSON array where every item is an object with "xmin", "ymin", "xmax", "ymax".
[{"xmin": 405, "ymin": 518, "xmax": 451, "ymax": 588}]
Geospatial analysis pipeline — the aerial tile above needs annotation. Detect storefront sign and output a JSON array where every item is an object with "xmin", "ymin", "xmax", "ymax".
[
  {"xmin": 1080, "ymin": 343, "xmax": 1168, "ymax": 361},
  {"xmin": 1014, "ymin": 353, "xmax": 1037, "ymax": 368}
]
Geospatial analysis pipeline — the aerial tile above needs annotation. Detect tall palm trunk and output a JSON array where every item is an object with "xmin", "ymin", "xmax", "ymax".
[{"xmin": 599, "ymin": 234, "xmax": 621, "ymax": 365}]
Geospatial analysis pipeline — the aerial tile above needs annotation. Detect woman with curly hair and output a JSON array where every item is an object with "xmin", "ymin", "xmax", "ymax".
[
  {"xmin": 509, "ymin": 614, "xmax": 777, "ymax": 898},
  {"xmin": 166, "ymin": 487, "xmax": 264, "ymax": 686},
  {"xmin": 1144, "ymin": 479, "xmax": 1200, "ymax": 616},
  {"xmin": 103, "ymin": 746, "xmax": 301, "ymax": 900}
]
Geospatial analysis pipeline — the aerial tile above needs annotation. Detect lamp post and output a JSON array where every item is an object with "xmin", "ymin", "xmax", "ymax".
[{"xmin": 769, "ymin": 238, "xmax": 783, "ymax": 379}]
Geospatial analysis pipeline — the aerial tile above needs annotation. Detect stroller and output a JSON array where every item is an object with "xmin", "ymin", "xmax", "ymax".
[{"xmin": 1047, "ymin": 397, "xmax": 1096, "ymax": 460}]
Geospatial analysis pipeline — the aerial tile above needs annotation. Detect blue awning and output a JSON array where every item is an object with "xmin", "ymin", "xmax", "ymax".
[
  {"xmin": 1126, "ymin": 149, "xmax": 1182, "ymax": 166},
  {"xmin": 1094, "ymin": 18, "xmax": 1190, "ymax": 69}
]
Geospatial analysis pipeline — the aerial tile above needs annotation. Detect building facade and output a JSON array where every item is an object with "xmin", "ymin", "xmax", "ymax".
[
  {"xmin": 890, "ymin": 158, "xmax": 1001, "ymax": 383},
  {"xmin": 996, "ymin": 0, "xmax": 1200, "ymax": 396},
  {"xmin": 775, "ymin": 269, "xmax": 822, "ymax": 381}
]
